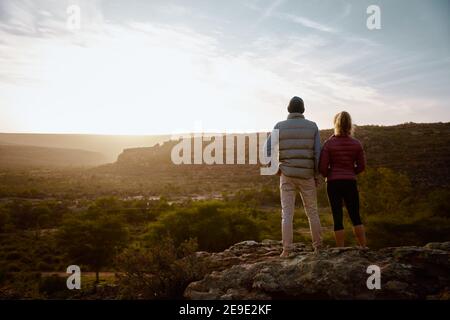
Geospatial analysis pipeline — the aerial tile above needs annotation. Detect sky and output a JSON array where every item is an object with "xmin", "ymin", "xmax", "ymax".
[{"xmin": 0, "ymin": 0, "xmax": 449, "ymax": 134}]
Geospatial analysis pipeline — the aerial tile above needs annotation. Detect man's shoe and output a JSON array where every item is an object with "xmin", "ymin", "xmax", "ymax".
[
  {"xmin": 313, "ymin": 244, "xmax": 324, "ymax": 254},
  {"xmin": 280, "ymin": 249, "xmax": 290, "ymax": 258}
]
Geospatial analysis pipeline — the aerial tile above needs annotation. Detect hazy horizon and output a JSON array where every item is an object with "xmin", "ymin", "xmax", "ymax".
[
  {"xmin": 1, "ymin": 119, "xmax": 449, "ymax": 136},
  {"xmin": 2, "ymin": 121, "xmax": 448, "ymax": 163},
  {"xmin": 0, "ymin": 0, "xmax": 449, "ymax": 135}
]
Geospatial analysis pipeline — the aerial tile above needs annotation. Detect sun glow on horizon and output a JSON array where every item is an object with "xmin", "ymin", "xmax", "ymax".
[{"xmin": 1, "ymin": 0, "xmax": 449, "ymax": 135}]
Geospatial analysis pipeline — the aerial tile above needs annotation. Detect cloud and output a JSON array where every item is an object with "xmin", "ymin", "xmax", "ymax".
[
  {"xmin": 261, "ymin": 0, "xmax": 285, "ymax": 19},
  {"xmin": 0, "ymin": 0, "xmax": 448, "ymax": 134},
  {"xmin": 245, "ymin": 0, "xmax": 336, "ymax": 33},
  {"xmin": 278, "ymin": 13, "xmax": 337, "ymax": 33}
]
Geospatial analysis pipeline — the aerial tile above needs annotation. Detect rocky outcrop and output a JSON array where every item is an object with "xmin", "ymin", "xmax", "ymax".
[{"xmin": 184, "ymin": 240, "xmax": 450, "ymax": 300}]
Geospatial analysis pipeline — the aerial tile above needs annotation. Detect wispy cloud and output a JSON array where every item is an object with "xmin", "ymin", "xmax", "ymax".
[
  {"xmin": 246, "ymin": 0, "xmax": 336, "ymax": 33},
  {"xmin": 278, "ymin": 13, "xmax": 337, "ymax": 33},
  {"xmin": 248, "ymin": 0, "xmax": 286, "ymax": 29},
  {"xmin": 261, "ymin": 0, "xmax": 285, "ymax": 19}
]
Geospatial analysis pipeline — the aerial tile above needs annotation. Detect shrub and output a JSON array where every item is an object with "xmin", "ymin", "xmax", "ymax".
[
  {"xmin": 366, "ymin": 215, "xmax": 450, "ymax": 249},
  {"xmin": 115, "ymin": 238, "xmax": 202, "ymax": 299},
  {"xmin": 5, "ymin": 262, "xmax": 24, "ymax": 272},
  {"xmin": 0, "ymin": 267, "xmax": 6, "ymax": 285},
  {"xmin": 231, "ymin": 187, "xmax": 280, "ymax": 206},
  {"xmin": 57, "ymin": 215, "xmax": 128, "ymax": 283},
  {"xmin": 5, "ymin": 251, "xmax": 23, "ymax": 261},
  {"xmin": 428, "ymin": 189, "xmax": 450, "ymax": 218},
  {"xmin": 39, "ymin": 275, "xmax": 67, "ymax": 297},
  {"xmin": 36, "ymin": 262, "xmax": 53, "ymax": 271},
  {"xmin": 0, "ymin": 209, "xmax": 9, "ymax": 233},
  {"xmin": 146, "ymin": 201, "xmax": 260, "ymax": 252},
  {"xmin": 358, "ymin": 167, "xmax": 412, "ymax": 215}
]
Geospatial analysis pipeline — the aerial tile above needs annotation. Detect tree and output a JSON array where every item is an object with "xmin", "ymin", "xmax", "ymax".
[
  {"xmin": 57, "ymin": 216, "xmax": 128, "ymax": 283},
  {"xmin": 358, "ymin": 167, "xmax": 412, "ymax": 215},
  {"xmin": 115, "ymin": 238, "xmax": 201, "ymax": 299},
  {"xmin": 0, "ymin": 208, "xmax": 9, "ymax": 233},
  {"xmin": 8, "ymin": 200, "xmax": 34, "ymax": 230},
  {"xmin": 87, "ymin": 197, "xmax": 122, "ymax": 216},
  {"xmin": 31, "ymin": 206, "xmax": 52, "ymax": 239},
  {"xmin": 147, "ymin": 201, "xmax": 260, "ymax": 252},
  {"xmin": 428, "ymin": 189, "xmax": 450, "ymax": 218}
]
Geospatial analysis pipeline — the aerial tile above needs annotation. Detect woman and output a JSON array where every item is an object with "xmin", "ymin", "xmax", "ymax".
[{"xmin": 319, "ymin": 111, "xmax": 367, "ymax": 248}]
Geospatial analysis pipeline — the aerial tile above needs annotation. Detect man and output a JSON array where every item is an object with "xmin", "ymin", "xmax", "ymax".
[{"xmin": 266, "ymin": 96, "xmax": 322, "ymax": 257}]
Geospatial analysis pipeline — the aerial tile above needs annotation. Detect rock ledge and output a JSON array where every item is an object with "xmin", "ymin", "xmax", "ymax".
[{"xmin": 184, "ymin": 240, "xmax": 450, "ymax": 300}]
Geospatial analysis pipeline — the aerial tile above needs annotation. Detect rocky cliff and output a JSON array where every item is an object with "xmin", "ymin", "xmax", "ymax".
[{"xmin": 184, "ymin": 240, "xmax": 450, "ymax": 300}]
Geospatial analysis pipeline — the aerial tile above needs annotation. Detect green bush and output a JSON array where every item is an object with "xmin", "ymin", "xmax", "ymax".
[
  {"xmin": 36, "ymin": 261, "xmax": 53, "ymax": 271},
  {"xmin": 5, "ymin": 262, "xmax": 24, "ymax": 272},
  {"xmin": 0, "ymin": 209, "xmax": 9, "ymax": 233},
  {"xmin": 358, "ymin": 167, "xmax": 412, "ymax": 215},
  {"xmin": 5, "ymin": 251, "xmax": 23, "ymax": 260},
  {"xmin": 39, "ymin": 275, "xmax": 67, "ymax": 297},
  {"xmin": 6, "ymin": 201, "xmax": 57, "ymax": 230},
  {"xmin": 0, "ymin": 267, "xmax": 6, "ymax": 285},
  {"xmin": 146, "ymin": 201, "xmax": 260, "ymax": 252},
  {"xmin": 57, "ymin": 215, "xmax": 128, "ymax": 282},
  {"xmin": 231, "ymin": 187, "xmax": 280, "ymax": 206},
  {"xmin": 428, "ymin": 189, "xmax": 450, "ymax": 218},
  {"xmin": 366, "ymin": 215, "xmax": 450, "ymax": 249},
  {"xmin": 116, "ymin": 238, "xmax": 202, "ymax": 299}
]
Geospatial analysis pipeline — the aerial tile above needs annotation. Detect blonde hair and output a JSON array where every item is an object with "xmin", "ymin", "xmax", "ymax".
[{"xmin": 334, "ymin": 111, "xmax": 353, "ymax": 136}]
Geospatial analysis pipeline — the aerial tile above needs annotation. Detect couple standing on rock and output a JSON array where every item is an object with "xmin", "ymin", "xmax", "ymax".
[{"xmin": 266, "ymin": 96, "xmax": 367, "ymax": 258}]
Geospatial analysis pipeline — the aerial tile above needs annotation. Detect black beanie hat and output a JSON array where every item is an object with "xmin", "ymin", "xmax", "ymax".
[{"xmin": 288, "ymin": 96, "xmax": 305, "ymax": 114}]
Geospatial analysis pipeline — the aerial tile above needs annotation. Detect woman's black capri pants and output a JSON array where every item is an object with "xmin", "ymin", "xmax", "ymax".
[{"xmin": 327, "ymin": 179, "xmax": 363, "ymax": 231}]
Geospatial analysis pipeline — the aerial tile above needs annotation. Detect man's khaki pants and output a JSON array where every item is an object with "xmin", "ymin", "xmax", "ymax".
[{"xmin": 280, "ymin": 173, "xmax": 322, "ymax": 250}]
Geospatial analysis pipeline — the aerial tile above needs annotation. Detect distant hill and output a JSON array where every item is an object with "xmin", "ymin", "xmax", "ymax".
[
  {"xmin": 0, "ymin": 145, "xmax": 108, "ymax": 168},
  {"xmin": 0, "ymin": 133, "xmax": 171, "ymax": 162},
  {"xmin": 322, "ymin": 122, "xmax": 450, "ymax": 187},
  {"xmin": 102, "ymin": 122, "xmax": 450, "ymax": 188}
]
